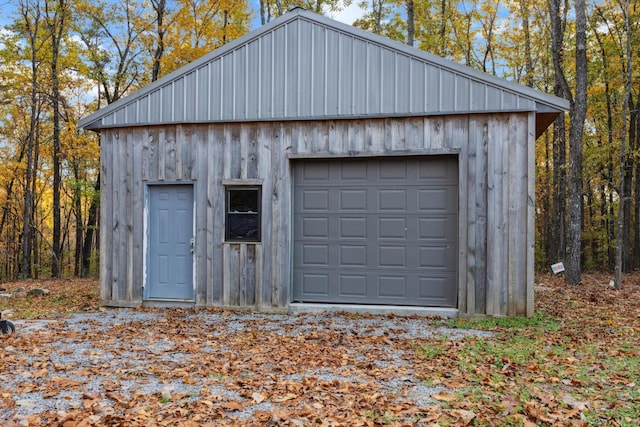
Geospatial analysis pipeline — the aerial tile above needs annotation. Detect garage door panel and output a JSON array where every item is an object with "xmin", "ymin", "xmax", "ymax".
[
  {"xmin": 302, "ymin": 162, "xmax": 330, "ymax": 180},
  {"xmin": 340, "ymin": 245, "xmax": 367, "ymax": 266},
  {"xmin": 418, "ymin": 217, "xmax": 457, "ymax": 240},
  {"xmin": 339, "ymin": 275, "xmax": 367, "ymax": 296},
  {"xmin": 378, "ymin": 245, "xmax": 407, "ymax": 267},
  {"xmin": 418, "ymin": 246, "xmax": 447, "ymax": 268},
  {"xmin": 339, "ymin": 217, "xmax": 367, "ymax": 238},
  {"xmin": 418, "ymin": 277, "xmax": 450, "ymax": 299},
  {"xmin": 418, "ymin": 189, "xmax": 451, "ymax": 211},
  {"xmin": 418, "ymin": 244, "xmax": 457, "ymax": 269},
  {"xmin": 378, "ymin": 217, "xmax": 407, "ymax": 238},
  {"xmin": 340, "ymin": 189, "xmax": 367, "ymax": 210},
  {"xmin": 301, "ymin": 244, "xmax": 329, "ymax": 266},
  {"xmin": 340, "ymin": 162, "xmax": 368, "ymax": 180},
  {"xmin": 302, "ymin": 189, "xmax": 329, "ymax": 210},
  {"xmin": 378, "ymin": 276, "xmax": 407, "ymax": 297},
  {"xmin": 301, "ymin": 217, "xmax": 329, "ymax": 238},
  {"xmin": 294, "ymin": 156, "xmax": 458, "ymax": 307},
  {"xmin": 301, "ymin": 273, "xmax": 330, "ymax": 295},
  {"xmin": 379, "ymin": 189, "xmax": 407, "ymax": 210},
  {"xmin": 378, "ymin": 160, "xmax": 408, "ymax": 179},
  {"xmin": 418, "ymin": 157, "xmax": 457, "ymax": 179}
]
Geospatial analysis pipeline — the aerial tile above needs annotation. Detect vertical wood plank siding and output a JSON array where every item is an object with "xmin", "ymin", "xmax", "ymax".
[{"xmin": 100, "ymin": 113, "xmax": 535, "ymax": 315}]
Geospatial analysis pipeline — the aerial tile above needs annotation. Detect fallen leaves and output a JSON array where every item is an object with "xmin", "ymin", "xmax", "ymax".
[
  {"xmin": 450, "ymin": 408, "xmax": 476, "ymax": 425},
  {"xmin": 0, "ymin": 279, "xmax": 100, "ymax": 319},
  {"xmin": 431, "ymin": 391, "xmax": 457, "ymax": 402},
  {"xmin": 1, "ymin": 274, "xmax": 640, "ymax": 425}
]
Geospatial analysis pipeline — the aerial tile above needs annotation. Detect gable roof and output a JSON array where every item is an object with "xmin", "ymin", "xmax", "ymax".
[{"xmin": 78, "ymin": 8, "xmax": 568, "ymax": 136}]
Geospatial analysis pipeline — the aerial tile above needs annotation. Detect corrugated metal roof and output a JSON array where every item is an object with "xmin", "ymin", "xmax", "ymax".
[{"xmin": 78, "ymin": 8, "xmax": 569, "ymax": 131}]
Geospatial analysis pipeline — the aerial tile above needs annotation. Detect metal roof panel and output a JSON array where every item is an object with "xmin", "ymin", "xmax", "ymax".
[{"xmin": 78, "ymin": 8, "xmax": 569, "ymax": 130}]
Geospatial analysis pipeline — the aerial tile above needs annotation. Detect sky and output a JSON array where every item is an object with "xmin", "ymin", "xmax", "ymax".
[
  {"xmin": 324, "ymin": 1, "xmax": 365, "ymax": 25},
  {"xmin": 247, "ymin": 1, "xmax": 366, "ymax": 29}
]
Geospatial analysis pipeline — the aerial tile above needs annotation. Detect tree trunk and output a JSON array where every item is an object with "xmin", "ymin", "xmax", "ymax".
[
  {"xmin": 543, "ymin": 131, "xmax": 552, "ymax": 266},
  {"xmin": 151, "ymin": 0, "xmax": 166, "ymax": 82},
  {"xmin": 615, "ymin": 0, "xmax": 633, "ymax": 289},
  {"xmin": 73, "ymin": 164, "xmax": 82, "ymax": 276},
  {"xmin": 20, "ymin": 0, "xmax": 43, "ymax": 280},
  {"xmin": 406, "ymin": 0, "xmax": 414, "ymax": 46},
  {"xmin": 31, "ymin": 127, "xmax": 41, "ymax": 278},
  {"xmin": 551, "ymin": 113, "xmax": 566, "ymax": 264},
  {"xmin": 634, "ymin": 100, "xmax": 640, "ymax": 269},
  {"xmin": 0, "ymin": 145, "xmax": 26, "ymax": 241},
  {"xmin": 549, "ymin": 0, "xmax": 568, "ymax": 267},
  {"xmin": 549, "ymin": 0, "xmax": 586, "ymax": 285},
  {"xmin": 565, "ymin": 0, "xmax": 587, "ymax": 286},
  {"xmin": 440, "ymin": 0, "xmax": 446, "ymax": 54},
  {"xmin": 520, "ymin": 0, "xmax": 534, "ymax": 87},
  {"xmin": 82, "ymin": 172, "xmax": 100, "ymax": 277},
  {"xmin": 45, "ymin": 0, "xmax": 67, "ymax": 278},
  {"xmin": 622, "ymin": 97, "xmax": 635, "ymax": 271}
]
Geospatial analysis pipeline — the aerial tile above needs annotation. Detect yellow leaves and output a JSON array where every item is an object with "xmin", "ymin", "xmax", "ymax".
[{"xmin": 157, "ymin": 0, "xmax": 250, "ymax": 77}]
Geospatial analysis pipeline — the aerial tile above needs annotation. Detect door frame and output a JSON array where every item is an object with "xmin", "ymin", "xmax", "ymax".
[{"xmin": 143, "ymin": 182, "xmax": 196, "ymax": 301}]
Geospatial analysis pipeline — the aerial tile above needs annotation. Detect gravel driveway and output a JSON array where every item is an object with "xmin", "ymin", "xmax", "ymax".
[{"xmin": 1, "ymin": 309, "xmax": 491, "ymax": 425}]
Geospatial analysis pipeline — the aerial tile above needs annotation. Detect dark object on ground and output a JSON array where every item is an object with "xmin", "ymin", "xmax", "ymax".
[
  {"xmin": 27, "ymin": 288, "xmax": 50, "ymax": 297},
  {"xmin": 0, "ymin": 313, "xmax": 15, "ymax": 336}
]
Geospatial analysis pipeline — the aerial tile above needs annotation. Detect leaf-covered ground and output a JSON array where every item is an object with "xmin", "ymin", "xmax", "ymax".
[{"xmin": 0, "ymin": 275, "xmax": 639, "ymax": 426}]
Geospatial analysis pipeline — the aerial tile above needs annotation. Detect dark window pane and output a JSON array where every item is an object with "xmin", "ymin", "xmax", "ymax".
[
  {"xmin": 228, "ymin": 213, "xmax": 259, "ymax": 239},
  {"xmin": 226, "ymin": 187, "xmax": 261, "ymax": 242},
  {"xmin": 229, "ymin": 189, "xmax": 258, "ymax": 213}
]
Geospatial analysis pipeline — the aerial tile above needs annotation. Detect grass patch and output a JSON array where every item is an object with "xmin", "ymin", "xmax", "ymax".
[
  {"xmin": 0, "ymin": 279, "xmax": 99, "ymax": 318},
  {"xmin": 415, "ymin": 303, "xmax": 640, "ymax": 426},
  {"xmin": 448, "ymin": 311, "xmax": 560, "ymax": 331}
]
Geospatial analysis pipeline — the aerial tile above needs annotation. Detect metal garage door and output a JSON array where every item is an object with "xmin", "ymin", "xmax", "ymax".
[{"xmin": 293, "ymin": 156, "xmax": 458, "ymax": 307}]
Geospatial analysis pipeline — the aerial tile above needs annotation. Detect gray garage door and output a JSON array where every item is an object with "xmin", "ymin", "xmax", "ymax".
[{"xmin": 293, "ymin": 156, "xmax": 458, "ymax": 307}]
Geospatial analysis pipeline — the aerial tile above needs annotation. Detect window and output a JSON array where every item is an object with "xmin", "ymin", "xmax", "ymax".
[{"xmin": 226, "ymin": 187, "xmax": 261, "ymax": 242}]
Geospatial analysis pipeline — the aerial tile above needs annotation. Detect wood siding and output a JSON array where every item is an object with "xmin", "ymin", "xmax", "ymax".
[{"xmin": 100, "ymin": 113, "xmax": 535, "ymax": 316}]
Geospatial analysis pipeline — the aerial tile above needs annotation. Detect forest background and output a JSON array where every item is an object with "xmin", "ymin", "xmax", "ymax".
[{"xmin": 0, "ymin": 0, "xmax": 636, "ymax": 286}]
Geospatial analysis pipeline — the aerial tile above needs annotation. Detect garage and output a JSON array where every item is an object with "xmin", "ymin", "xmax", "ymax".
[
  {"xmin": 293, "ymin": 156, "xmax": 458, "ymax": 307},
  {"xmin": 80, "ymin": 8, "xmax": 568, "ymax": 316}
]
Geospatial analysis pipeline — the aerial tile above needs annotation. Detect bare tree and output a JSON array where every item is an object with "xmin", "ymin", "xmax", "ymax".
[
  {"xmin": 16, "ymin": 0, "xmax": 46, "ymax": 279},
  {"xmin": 549, "ymin": 0, "xmax": 588, "ymax": 285},
  {"xmin": 44, "ymin": 0, "xmax": 70, "ymax": 277},
  {"xmin": 406, "ymin": 0, "xmax": 414, "ymax": 46},
  {"xmin": 615, "ymin": 0, "xmax": 633, "ymax": 289},
  {"xmin": 150, "ymin": 0, "xmax": 168, "ymax": 82}
]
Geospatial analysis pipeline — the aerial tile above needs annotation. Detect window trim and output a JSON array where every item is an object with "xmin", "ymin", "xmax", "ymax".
[{"xmin": 224, "ymin": 185, "xmax": 262, "ymax": 243}]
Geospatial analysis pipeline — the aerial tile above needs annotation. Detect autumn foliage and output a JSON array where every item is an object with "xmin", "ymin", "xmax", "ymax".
[{"xmin": 0, "ymin": 0, "xmax": 639, "ymax": 283}]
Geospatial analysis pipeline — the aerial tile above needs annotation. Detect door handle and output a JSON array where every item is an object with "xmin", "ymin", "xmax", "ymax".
[{"xmin": 190, "ymin": 238, "xmax": 195, "ymax": 254}]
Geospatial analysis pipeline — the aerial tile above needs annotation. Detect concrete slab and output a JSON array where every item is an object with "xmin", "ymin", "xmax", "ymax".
[{"xmin": 288, "ymin": 303, "xmax": 459, "ymax": 318}]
